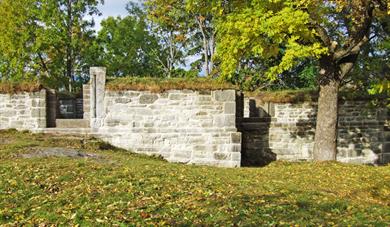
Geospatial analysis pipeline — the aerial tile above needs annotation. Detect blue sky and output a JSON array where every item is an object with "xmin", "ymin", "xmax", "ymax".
[{"xmin": 94, "ymin": 0, "xmax": 132, "ymax": 30}]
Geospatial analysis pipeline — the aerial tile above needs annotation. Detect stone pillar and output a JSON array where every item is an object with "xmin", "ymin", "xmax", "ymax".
[
  {"xmin": 90, "ymin": 67, "xmax": 106, "ymax": 129},
  {"xmin": 36, "ymin": 89, "xmax": 47, "ymax": 128},
  {"xmin": 83, "ymin": 84, "xmax": 91, "ymax": 120}
]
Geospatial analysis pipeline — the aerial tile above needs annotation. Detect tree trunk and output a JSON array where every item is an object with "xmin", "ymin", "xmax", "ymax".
[
  {"xmin": 203, "ymin": 39, "xmax": 209, "ymax": 77},
  {"xmin": 196, "ymin": 16, "xmax": 209, "ymax": 77},
  {"xmin": 66, "ymin": 0, "xmax": 73, "ymax": 92},
  {"xmin": 209, "ymin": 32, "xmax": 216, "ymax": 76},
  {"xmin": 313, "ymin": 58, "xmax": 340, "ymax": 161}
]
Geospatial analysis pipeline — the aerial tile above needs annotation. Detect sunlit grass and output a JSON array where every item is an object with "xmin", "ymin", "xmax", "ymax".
[{"xmin": 0, "ymin": 130, "xmax": 389, "ymax": 225}]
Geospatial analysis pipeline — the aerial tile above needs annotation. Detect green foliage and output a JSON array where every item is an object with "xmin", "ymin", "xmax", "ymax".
[
  {"xmin": 0, "ymin": 0, "xmax": 102, "ymax": 90},
  {"xmin": 211, "ymin": 0, "xmax": 389, "ymax": 89},
  {"xmin": 145, "ymin": 0, "xmax": 220, "ymax": 77},
  {"xmin": 0, "ymin": 0, "xmax": 41, "ymax": 80},
  {"xmin": 215, "ymin": 1, "xmax": 327, "ymax": 80},
  {"xmin": 144, "ymin": 0, "xmax": 188, "ymax": 77},
  {"xmin": 0, "ymin": 130, "xmax": 389, "ymax": 225},
  {"xmin": 96, "ymin": 13, "xmax": 164, "ymax": 77},
  {"xmin": 348, "ymin": 13, "xmax": 390, "ymax": 97}
]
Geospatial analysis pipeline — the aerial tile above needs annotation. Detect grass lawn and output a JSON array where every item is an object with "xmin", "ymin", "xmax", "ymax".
[{"xmin": 0, "ymin": 130, "xmax": 389, "ymax": 226}]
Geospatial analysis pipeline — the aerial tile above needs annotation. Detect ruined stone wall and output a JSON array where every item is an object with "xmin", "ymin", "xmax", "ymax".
[
  {"xmin": 96, "ymin": 89, "xmax": 242, "ymax": 167},
  {"xmin": 240, "ymin": 98, "xmax": 388, "ymax": 166},
  {"xmin": 0, "ymin": 90, "xmax": 46, "ymax": 130},
  {"xmin": 0, "ymin": 83, "xmax": 387, "ymax": 167}
]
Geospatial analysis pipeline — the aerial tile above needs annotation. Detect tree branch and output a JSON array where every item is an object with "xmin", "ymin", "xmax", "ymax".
[
  {"xmin": 311, "ymin": 21, "xmax": 333, "ymax": 50},
  {"xmin": 333, "ymin": 35, "xmax": 369, "ymax": 61}
]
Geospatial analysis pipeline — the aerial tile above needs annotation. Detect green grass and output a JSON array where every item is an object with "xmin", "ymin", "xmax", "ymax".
[{"xmin": 0, "ymin": 130, "xmax": 389, "ymax": 226}]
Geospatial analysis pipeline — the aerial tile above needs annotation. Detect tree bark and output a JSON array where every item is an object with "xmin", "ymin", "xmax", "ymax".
[
  {"xmin": 209, "ymin": 31, "xmax": 216, "ymax": 77},
  {"xmin": 66, "ymin": 0, "xmax": 73, "ymax": 92},
  {"xmin": 313, "ymin": 57, "xmax": 340, "ymax": 161},
  {"xmin": 196, "ymin": 16, "xmax": 209, "ymax": 77}
]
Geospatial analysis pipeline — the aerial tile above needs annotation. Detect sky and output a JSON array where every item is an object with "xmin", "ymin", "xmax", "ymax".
[{"xmin": 94, "ymin": 0, "xmax": 132, "ymax": 30}]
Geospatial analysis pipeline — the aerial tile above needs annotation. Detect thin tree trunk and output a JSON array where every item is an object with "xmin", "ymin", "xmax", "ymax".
[
  {"xmin": 38, "ymin": 53, "xmax": 50, "ymax": 79},
  {"xmin": 66, "ymin": 0, "xmax": 73, "ymax": 92},
  {"xmin": 196, "ymin": 16, "xmax": 209, "ymax": 77},
  {"xmin": 313, "ymin": 57, "xmax": 340, "ymax": 161},
  {"xmin": 203, "ymin": 39, "xmax": 209, "ymax": 76},
  {"xmin": 209, "ymin": 32, "xmax": 216, "ymax": 76},
  {"xmin": 167, "ymin": 32, "xmax": 175, "ymax": 78}
]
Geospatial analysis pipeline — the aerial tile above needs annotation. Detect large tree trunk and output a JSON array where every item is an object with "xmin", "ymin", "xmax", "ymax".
[{"xmin": 313, "ymin": 57, "xmax": 340, "ymax": 161}]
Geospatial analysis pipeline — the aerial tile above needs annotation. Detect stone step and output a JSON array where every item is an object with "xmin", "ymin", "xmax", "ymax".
[
  {"xmin": 55, "ymin": 119, "xmax": 90, "ymax": 128},
  {"xmin": 238, "ymin": 117, "xmax": 272, "ymax": 123},
  {"xmin": 35, "ymin": 128, "xmax": 93, "ymax": 137},
  {"xmin": 238, "ymin": 122, "xmax": 270, "ymax": 131}
]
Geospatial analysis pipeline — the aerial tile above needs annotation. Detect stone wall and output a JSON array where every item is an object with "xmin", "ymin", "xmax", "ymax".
[
  {"xmin": 239, "ymin": 98, "xmax": 388, "ymax": 166},
  {"xmin": 82, "ymin": 84, "xmax": 91, "ymax": 120},
  {"xmin": 0, "ymin": 74, "xmax": 388, "ymax": 167},
  {"xmin": 0, "ymin": 90, "xmax": 46, "ymax": 130},
  {"xmin": 95, "ymin": 90, "xmax": 242, "ymax": 167}
]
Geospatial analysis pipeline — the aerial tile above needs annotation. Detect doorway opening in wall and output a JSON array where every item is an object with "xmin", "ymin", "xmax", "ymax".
[
  {"xmin": 46, "ymin": 87, "xmax": 90, "ymax": 129},
  {"xmin": 57, "ymin": 92, "xmax": 84, "ymax": 119}
]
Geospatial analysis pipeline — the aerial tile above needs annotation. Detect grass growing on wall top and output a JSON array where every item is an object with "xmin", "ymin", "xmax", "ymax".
[
  {"xmin": 0, "ymin": 80, "xmax": 42, "ymax": 94},
  {"xmin": 106, "ymin": 77, "xmax": 238, "ymax": 92},
  {"xmin": 245, "ymin": 89, "xmax": 319, "ymax": 103},
  {"xmin": 0, "ymin": 130, "xmax": 389, "ymax": 226},
  {"xmin": 245, "ymin": 88, "xmax": 387, "ymax": 104}
]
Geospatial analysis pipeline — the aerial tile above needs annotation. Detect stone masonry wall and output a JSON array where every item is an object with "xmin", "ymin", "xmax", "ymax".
[
  {"xmin": 95, "ymin": 90, "xmax": 242, "ymax": 167},
  {"xmin": 239, "ymin": 98, "xmax": 388, "ymax": 166},
  {"xmin": 83, "ymin": 84, "xmax": 91, "ymax": 120},
  {"xmin": 0, "ymin": 82, "xmax": 387, "ymax": 167},
  {"xmin": 0, "ymin": 90, "xmax": 46, "ymax": 130}
]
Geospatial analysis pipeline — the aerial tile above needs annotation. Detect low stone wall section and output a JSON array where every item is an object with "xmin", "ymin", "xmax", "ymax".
[
  {"xmin": 239, "ymin": 98, "xmax": 388, "ymax": 165},
  {"xmin": 0, "ymin": 90, "xmax": 46, "ymax": 130},
  {"xmin": 95, "ymin": 90, "xmax": 242, "ymax": 167},
  {"xmin": 0, "ymin": 84, "xmax": 388, "ymax": 167}
]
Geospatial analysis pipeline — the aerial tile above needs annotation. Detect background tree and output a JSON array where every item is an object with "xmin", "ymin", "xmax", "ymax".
[
  {"xmin": 0, "ymin": 0, "xmax": 42, "ymax": 81},
  {"xmin": 185, "ymin": 1, "xmax": 218, "ymax": 76},
  {"xmin": 0, "ymin": 0, "xmax": 102, "ymax": 91},
  {"xmin": 213, "ymin": 0, "xmax": 389, "ymax": 161},
  {"xmin": 96, "ymin": 12, "xmax": 163, "ymax": 77},
  {"xmin": 144, "ymin": 0, "xmax": 187, "ymax": 77},
  {"xmin": 38, "ymin": 0, "xmax": 102, "ymax": 91},
  {"xmin": 145, "ymin": 0, "xmax": 219, "ymax": 77},
  {"xmin": 350, "ymin": 13, "xmax": 390, "ymax": 104}
]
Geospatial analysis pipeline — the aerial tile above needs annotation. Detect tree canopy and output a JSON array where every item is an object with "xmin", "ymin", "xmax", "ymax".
[
  {"xmin": 212, "ymin": 0, "xmax": 389, "ymax": 160},
  {"xmin": 0, "ymin": 0, "xmax": 102, "ymax": 91},
  {"xmin": 95, "ymin": 11, "xmax": 163, "ymax": 77}
]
